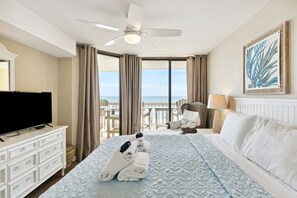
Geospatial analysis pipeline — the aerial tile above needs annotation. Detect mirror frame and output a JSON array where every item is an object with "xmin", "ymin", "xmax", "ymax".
[{"xmin": 0, "ymin": 42, "xmax": 17, "ymax": 91}]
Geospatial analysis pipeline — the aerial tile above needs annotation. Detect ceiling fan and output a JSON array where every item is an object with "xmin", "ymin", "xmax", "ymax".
[{"xmin": 77, "ymin": 3, "xmax": 182, "ymax": 46}]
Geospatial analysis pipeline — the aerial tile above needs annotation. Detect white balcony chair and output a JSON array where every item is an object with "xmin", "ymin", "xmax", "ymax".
[{"xmin": 172, "ymin": 99, "xmax": 187, "ymax": 121}]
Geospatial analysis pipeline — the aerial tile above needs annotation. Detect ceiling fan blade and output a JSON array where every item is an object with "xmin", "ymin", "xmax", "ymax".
[
  {"xmin": 141, "ymin": 34, "xmax": 156, "ymax": 48},
  {"xmin": 127, "ymin": 3, "xmax": 143, "ymax": 30},
  {"xmin": 104, "ymin": 35, "xmax": 123, "ymax": 46},
  {"xmin": 141, "ymin": 29, "xmax": 182, "ymax": 37},
  {"xmin": 76, "ymin": 19, "xmax": 122, "ymax": 32}
]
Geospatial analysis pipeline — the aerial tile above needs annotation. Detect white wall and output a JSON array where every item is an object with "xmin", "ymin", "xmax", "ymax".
[
  {"xmin": 208, "ymin": 0, "xmax": 297, "ymax": 110},
  {"xmin": 0, "ymin": 0, "xmax": 76, "ymax": 57}
]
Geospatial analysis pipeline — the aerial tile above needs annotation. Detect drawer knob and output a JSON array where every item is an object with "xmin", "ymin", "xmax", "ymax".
[
  {"xmin": 53, "ymin": 147, "xmax": 57, "ymax": 150},
  {"xmin": 13, "ymin": 184, "xmax": 19, "ymax": 190},
  {"xmin": 45, "ymin": 151, "xmax": 50, "ymax": 155},
  {"xmin": 26, "ymin": 176, "xmax": 31, "ymax": 182},
  {"xmin": 25, "ymin": 160, "xmax": 32, "ymax": 165},
  {"xmin": 13, "ymin": 166, "xmax": 19, "ymax": 171},
  {"xmin": 53, "ymin": 160, "xmax": 57, "ymax": 164}
]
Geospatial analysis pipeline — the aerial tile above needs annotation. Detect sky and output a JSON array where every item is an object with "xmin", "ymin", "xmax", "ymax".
[{"xmin": 99, "ymin": 69, "xmax": 187, "ymax": 97}]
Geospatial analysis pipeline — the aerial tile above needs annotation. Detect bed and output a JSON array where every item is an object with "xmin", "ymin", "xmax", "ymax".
[{"xmin": 40, "ymin": 98, "xmax": 297, "ymax": 198}]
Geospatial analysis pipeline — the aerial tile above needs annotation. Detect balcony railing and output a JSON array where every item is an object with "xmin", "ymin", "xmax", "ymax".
[{"xmin": 104, "ymin": 102, "xmax": 181, "ymax": 131}]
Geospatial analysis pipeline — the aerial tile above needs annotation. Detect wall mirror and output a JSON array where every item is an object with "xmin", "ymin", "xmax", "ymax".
[{"xmin": 0, "ymin": 43, "xmax": 17, "ymax": 91}]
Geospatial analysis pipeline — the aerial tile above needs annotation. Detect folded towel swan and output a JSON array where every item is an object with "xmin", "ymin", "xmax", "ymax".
[
  {"xmin": 117, "ymin": 152, "xmax": 149, "ymax": 181},
  {"xmin": 137, "ymin": 140, "xmax": 150, "ymax": 153},
  {"xmin": 99, "ymin": 140, "xmax": 138, "ymax": 182},
  {"xmin": 129, "ymin": 132, "xmax": 144, "ymax": 146}
]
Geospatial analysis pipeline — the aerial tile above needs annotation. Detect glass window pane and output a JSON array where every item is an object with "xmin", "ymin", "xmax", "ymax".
[
  {"xmin": 98, "ymin": 54, "xmax": 120, "ymax": 105},
  {"xmin": 171, "ymin": 61, "xmax": 187, "ymax": 120},
  {"xmin": 98, "ymin": 54, "xmax": 120, "ymax": 142},
  {"xmin": 142, "ymin": 61, "xmax": 169, "ymax": 130}
]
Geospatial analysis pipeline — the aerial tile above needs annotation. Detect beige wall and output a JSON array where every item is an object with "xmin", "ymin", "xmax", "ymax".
[
  {"xmin": 0, "ymin": 36, "xmax": 79, "ymax": 146},
  {"xmin": 58, "ymin": 58, "xmax": 73, "ymax": 144},
  {"xmin": 58, "ymin": 52, "xmax": 79, "ymax": 146},
  {"xmin": 0, "ymin": 35, "xmax": 59, "ymax": 124},
  {"xmin": 72, "ymin": 50, "xmax": 79, "ymax": 146},
  {"xmin": 208, "ymin": 0, "xmax": 297, "ymax": 110}
]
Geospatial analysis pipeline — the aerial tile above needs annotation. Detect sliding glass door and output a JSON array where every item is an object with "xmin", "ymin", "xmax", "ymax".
[
  {"xmin": 98, "ymin": 54, "xmax": 120, "ymax": 141},
  {"xmin": 141, "ymin": 59, "xmax": 187, "ymax": 130},
  {"xmin": 142, "ymin": 61, "xmax": 169, "ymax": 130},
  {"xmin": 171, "ymin": 61, "xmax": 187, "ymax": 121}
]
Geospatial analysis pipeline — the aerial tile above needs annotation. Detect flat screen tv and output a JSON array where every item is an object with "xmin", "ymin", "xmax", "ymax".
[{"xmin": 0, "ymin": 91, "xmax": 52, "ymax": 135}]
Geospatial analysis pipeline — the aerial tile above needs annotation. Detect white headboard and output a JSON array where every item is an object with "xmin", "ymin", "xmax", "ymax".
[{"xmin": 235, "ymin": 98, "xmax": 297, "ymax": 127}]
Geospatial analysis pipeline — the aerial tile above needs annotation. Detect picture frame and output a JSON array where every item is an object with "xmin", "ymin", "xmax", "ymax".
[{"xmin": 243, "ymin": 21, "xmax": 289, "ymax": 94}]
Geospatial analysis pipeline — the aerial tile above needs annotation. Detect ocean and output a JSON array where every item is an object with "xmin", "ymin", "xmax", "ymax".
[{"xmin": 101, "ymin": 96, "xmax": 186, "ymax": 103}]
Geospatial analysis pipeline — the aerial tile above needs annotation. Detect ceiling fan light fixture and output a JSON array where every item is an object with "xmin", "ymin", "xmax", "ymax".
[{"xmin": 124, "ymin": 33, "xmax": 141, "ymax": 44}]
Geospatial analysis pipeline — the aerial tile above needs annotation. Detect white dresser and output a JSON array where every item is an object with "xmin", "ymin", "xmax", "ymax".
[{"xmin": 0, "ymin": 126, "xmax": 67, "ymax": 198}]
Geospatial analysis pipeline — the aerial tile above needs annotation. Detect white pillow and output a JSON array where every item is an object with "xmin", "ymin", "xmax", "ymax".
[
  {"xmin": 181, "ymin": 122, "xmax": 196, "ymax": 129},
  {"xmin": 241, "ymin": 119, "xmax": 297, "ymax": 191},
  {"xmin": 169, "ymin": 120, "xmax": 181, "ymax": 129},
  {"xmin": 220, "ymin": 111, "xmax": 257, "ymax": 152},
  {"xmin": 181, "ymin": 109, "xmax": 200, "ymax": 127}
]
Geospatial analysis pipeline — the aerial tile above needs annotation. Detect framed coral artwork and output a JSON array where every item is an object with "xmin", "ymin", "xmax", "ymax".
[{"xmin": 243, "ymin": 21, "xmax": 289, "ymax": 94}]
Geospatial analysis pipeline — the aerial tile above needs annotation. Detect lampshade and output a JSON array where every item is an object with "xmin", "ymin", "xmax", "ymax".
[
  {"xmin": 124, "ymin": 33, "xmax": 141, "ymax": 44},
  {"xmin": 207, "ymin": 94, "xmax": 227, "ymax": 109}
]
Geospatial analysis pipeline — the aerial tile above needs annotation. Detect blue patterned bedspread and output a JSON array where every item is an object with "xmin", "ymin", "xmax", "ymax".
[{"xmin": 40, "ymin": 134, "xmax": 272, "ymax": 198}]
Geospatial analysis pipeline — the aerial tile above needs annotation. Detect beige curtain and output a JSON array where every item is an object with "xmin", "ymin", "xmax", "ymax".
[
  {"xmin": 187, "ymin": 55, "xmax": 207, "ymax": 104},
  {"xmin": 120, "ymin": 54, "xmax": 142, "ymax": 135},
  {"xmin": 76, "ymin": 45, "xmax": 99, "ymax": 162}
]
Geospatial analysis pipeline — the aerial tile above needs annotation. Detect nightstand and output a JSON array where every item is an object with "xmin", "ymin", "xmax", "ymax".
[{"xmin": 196, "ymin": 128, "xmax": 214, "ymax": 134}]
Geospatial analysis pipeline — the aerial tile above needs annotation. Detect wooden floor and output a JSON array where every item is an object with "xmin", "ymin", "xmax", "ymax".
[{"xmin": 25, "ymin": 161, "xmax": 79, "ymax": 198}]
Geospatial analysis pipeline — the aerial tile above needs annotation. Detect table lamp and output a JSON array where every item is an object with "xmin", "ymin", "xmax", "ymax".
[{"xmin": 207, "ymin": 94, "xmax": 227, "ymax": 133}]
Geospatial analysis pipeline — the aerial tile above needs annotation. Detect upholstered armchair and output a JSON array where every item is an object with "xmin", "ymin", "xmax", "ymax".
[{"xmin": 181, "ymin": 102, "xmax": 207, "ymax": 128}]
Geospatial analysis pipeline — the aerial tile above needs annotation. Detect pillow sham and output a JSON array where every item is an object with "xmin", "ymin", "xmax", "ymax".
[
  {"xmin": 168, "ymin": 110, "xmax": 200, "ymax": 129},
  {"xmin": 181, "ymin": 109, "xmax": 200, "ymax": 127},
  {"xmin": 168, "ymin": 120, "xmax": 181, "ymax": 129},
  {"xmin": 241, "ymin": 119, "xmax": 297, "ymax": 191},
  {"xmin": 220, "ymin": 111, "xmax": 257, "ymax": 152}
]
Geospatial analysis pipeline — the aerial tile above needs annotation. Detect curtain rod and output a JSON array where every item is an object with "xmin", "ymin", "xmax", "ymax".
[
  {"xmin": 96, "ymin": 50, "xmax": 187, "ymax": 60},
  {"xmin": 141, "ymin": 57, "xmax": 187, "ymax": 61},
  {"xmin": 79, "ymin": 46, "xmax": 203, "ymax": 60},
  {"xmin": 97, "ymin": 50, "xmax": 121, "ymax": 58}
]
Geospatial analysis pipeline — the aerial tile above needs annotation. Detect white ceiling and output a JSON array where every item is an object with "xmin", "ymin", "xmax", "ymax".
[{"xmin": 14, "ymin": 0, "xmax": 270, "ymax": 57}]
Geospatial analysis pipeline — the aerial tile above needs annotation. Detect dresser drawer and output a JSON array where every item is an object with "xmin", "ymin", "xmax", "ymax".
[
  {"xmin": 0, "ymin": 185, "xmax": 6, "ymax": 198},
  {"xmin": 8, "ymin": 141, "xmax": 37, "ymax": 160},
  {"xmin": 0, "ymin": 166, "xmax": 6, "ymax": 186},
  {"xmin": 0, "ymin": 152, "xmax": 7, "ymax": 166},
  {"xmin": 8, "ymin": 153, "xmax": 37, "ymax": 180},
  {"xmin": 39, "ymin": 154, "xmax": 62, "ymax": 181},
  {"xmin": 39, "ymin": 141, "xmax": 62, "ymax": 163},
  {"xmin": 39, "ymin": 131, "xmax": 63, "ymax": 147},
  {"xmin": 8, "ymin": 169, "xmax": 37, "ymax": 198}
]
